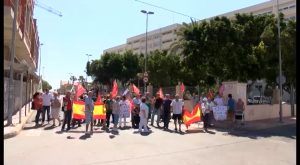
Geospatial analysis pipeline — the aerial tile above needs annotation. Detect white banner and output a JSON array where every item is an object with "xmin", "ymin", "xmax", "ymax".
[{"xmin": 212, "ymin": 106, "xmax": 228, "ymax": 121}]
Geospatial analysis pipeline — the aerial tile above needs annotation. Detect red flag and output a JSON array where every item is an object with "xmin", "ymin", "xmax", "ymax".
[
  {"xmin": 131, "ymin": 84, "xmax": 140, "ymax": 95},
  {"xmin": 111, "ymin": 80, "xmax": 118, "ymax": 98},
  {"xmin": 207, "ymin": 90, "xmax": 214, "ymax": 100},
  {"xmin": 180, "ymin": 82, "xmax": 185, "ymax": 93},
  {"xmin": 158, "ymin": 88, "xmax": 164, "ymax": 98},
  {"xmin": 129, "ymin": 99, "xmax": 134, "ymax": 111},
  {"xmin": 219, "ymin": 84, "xmax": 225, "ymax": 96},
  {"xmin": 76, "ymin": 83, "xmax": 85, "ymax": 99},
  {"xmin": 96, "ymin": 93, "xmax": 102, "ymax": 103}
]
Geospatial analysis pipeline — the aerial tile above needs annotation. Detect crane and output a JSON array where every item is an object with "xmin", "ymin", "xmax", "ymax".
[{"xmin": 34, "ymin": 0, "xmax": 63, "ymax": 17}]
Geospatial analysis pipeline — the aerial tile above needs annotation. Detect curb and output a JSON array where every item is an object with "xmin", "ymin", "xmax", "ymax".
[
  {"xmin": 213, "ymin": 119, "xmax": 296, "ymax": 132},
  {"xmin": 4, "ymin": 110, "xmax": 35, "ymax": 139}
]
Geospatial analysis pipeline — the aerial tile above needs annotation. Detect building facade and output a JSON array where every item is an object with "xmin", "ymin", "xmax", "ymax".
[
  {"xmin": 4, "ymin": 0, "xmax": 40, "ymax": 119},
  {"xmin": 103, "ymin": 0, "xmax": 296, "ymax": 55}
]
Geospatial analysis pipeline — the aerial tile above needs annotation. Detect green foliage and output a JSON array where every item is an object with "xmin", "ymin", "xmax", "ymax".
[{"xmin": 42, "ymin": 80, "xmax": 52, "ymax": 91}]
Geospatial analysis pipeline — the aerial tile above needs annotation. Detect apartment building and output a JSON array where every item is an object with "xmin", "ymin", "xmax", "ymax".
[
  {"xmin": 103, "ymin": 23, "xmax": 181, "ymax": 55},
  {"xmin": 103, "ymin": 0, "xmax": 296, "ymax": 55},
  {"xmin": 206, "ymin": 0, "xmax": 296, "ymax": 21},
  {"xmin": 4, "ymin": 0, "xmax": 40, "ymax": 119}
]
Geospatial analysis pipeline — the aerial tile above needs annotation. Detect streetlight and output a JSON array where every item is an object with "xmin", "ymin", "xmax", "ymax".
[
  {"xmin": 85, "ymin": 54, "xmax": 92, "ymax": 88},
  {"xmin": 275, "ymin": 0, "xmax": 283, "ymax": 122},
  {"xmin": 141, "ymin": 10, "xmax": 154, "ymax": 94}
]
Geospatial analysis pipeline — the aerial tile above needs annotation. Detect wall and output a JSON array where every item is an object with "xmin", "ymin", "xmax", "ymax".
[
  {"xmin": 4, "ymin": 77, "xmax": 35, "ymax": 120},
  {"xmin": 244, "ymin": 104, "xmax": 296, "ymax": 121}
]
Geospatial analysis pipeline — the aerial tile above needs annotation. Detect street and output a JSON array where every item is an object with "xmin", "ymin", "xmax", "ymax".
[{"xmin": 4, "ymin": 112, "xmax": 296, "ymax": 165}]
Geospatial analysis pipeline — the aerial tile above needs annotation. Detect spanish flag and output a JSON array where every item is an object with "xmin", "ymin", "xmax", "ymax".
[
  {"xmin": 72, "ymin": 101, "xmax": 85, "ymax": 119},
  {"xmin": 93, "ymin": 102, "xmax": 106, "ymax": 119},
  {"xmin": 182, "ymin": 103, "xmax": 201, "ymax": 128},
  {"xmin": 72, "ymin": 100, "xmax": 106, "ymax": 119}
]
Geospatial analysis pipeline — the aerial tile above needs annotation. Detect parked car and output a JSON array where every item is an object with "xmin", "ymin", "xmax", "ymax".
[{"xmin": 249, "ymin": 96, "xmax": 271, "ymax": 104}]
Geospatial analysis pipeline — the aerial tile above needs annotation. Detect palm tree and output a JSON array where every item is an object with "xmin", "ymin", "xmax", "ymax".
[
  {"xmin": 78, "ymin": 76, "xmax": 85, "ymax": 85},
  {"xmin": 70, "ymin": 75, "xmax": 77, "ymax": 85}
]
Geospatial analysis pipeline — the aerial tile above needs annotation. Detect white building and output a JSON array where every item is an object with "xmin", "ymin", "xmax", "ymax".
[{"xmin": 103, "ymin": 0, "xmax": 296, "ymax": 55}]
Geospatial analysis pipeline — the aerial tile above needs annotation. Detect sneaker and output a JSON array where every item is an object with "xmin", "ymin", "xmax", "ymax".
[{"xmin": 174, "ymin": 128, "xmax": 178, "ymax": 132}]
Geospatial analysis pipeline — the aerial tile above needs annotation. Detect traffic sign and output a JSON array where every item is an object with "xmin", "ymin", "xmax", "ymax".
[
  {"xmin": 276, "ymin": 75, "xmax": 286, "ymax": 84},
  {"xmin": 143, "ymin": 77, "xmax": 148, "ymax": 83}
]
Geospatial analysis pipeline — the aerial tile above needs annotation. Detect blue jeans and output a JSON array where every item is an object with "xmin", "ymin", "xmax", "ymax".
[{"xmin": 113, "ymin": 114, "xmax": 119, "ymax": 125}]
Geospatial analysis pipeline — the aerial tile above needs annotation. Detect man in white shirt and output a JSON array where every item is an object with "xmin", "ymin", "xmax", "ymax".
[
  {"xmin": 42, "ymin": 89, "xmax": 53, "ymax": 125},
  {"xmin": 171, "ymin": 94, "xmax": 184, "ymax": 132},
  {"xmin": 138, "ymin": 97, "xmax": 149, "ymax": 133},
  {"xmin": 214, "ymin": 92, "xmax": 225, "ymax": 106}
]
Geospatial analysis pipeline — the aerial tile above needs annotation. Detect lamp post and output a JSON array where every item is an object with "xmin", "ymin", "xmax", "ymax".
[
  {"xmin": 85, "ymin": 54, "xmax": 92, "ymax": 89},
  {"xmin": 275, "ymin": 0, "xmax": 283, "ymax": 122},
  {"xmin": 141, "ymin": 10, "xmax": 154, "ymax": 94}
]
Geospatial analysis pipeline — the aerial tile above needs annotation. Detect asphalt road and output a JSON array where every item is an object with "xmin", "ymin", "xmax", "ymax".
[{"xmin": 4, "ymin": 112, "xmax": 296, "ymax": 165}]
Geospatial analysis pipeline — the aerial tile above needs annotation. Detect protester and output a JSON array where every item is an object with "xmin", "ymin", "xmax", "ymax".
[
  {"xmin": 104, "ymin": 94, "xmax": 113, "ymax": 129},
  {"xmin": 33, "ymin": 92, "xmax": 43, "ymax": 127},
  {"xmin": 235, "ymin": 98, "xmax": 245, "ymax": 125},
  {"xmin": 162, "ymin": 94, "xmax": 172, "ymax": 130},
  {"xmin": 51, "ymin": 91, "xmax": 61, "ymax": 127},
  {"xmin": 119, "ymin": 95, "xmax": 130, "ymax": 128},
  {"xmin": 132, "ymin": 94, "xmax": 141, "ymax": 129},
  {"xmin": 145, "ymin": 92, "xmax": 152, "ymax": 121},
  {"xmin": 171, "ymin": 94, "xmax": 184, "ymax": 132},
  {"xmin": 227, "ymin": 94, "xmax": 236, "ymax": 124},
  {"xmin": 138, "ymin": 97, "xmax": 150, "ymax": 133},
  {"xmin": 151, "ymin": 93, "xmax": 163, "ymax": 127},
  {"xmin": 201, "ymin": 97, "xmax": 210, "ymax": 132},
  {"xmin": 42, "ymin": 88, "xmax": 52, "ymax": 125},
  {"xmin": 61, "ymin": 91, "xmax": 73, "ymax": 132},
  {"xmin": 207, "ymin": 97, "xmax": 216, "ymax": 127},
  {"xmin": 112, "ymin": 96, "xmax": 120, "ymax": 132},
  {"xmin": 214, "ymin": 92, "xmax": 225, "ymax": 106},
  {"xmin": 85, "ymin": 91, "xmax": 94, "ymax": 135}
]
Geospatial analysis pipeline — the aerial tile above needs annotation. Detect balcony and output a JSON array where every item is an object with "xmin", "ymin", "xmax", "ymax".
[{"xmin": 4, "ymin": 0, "xmax": 38, "ymax": 72}]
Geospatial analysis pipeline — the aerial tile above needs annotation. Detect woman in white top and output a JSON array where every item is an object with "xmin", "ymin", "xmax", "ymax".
[
  {"xmin": 138, "ymin": 97, "xmax": 149, "ymax": 133},
  {"xmin": 119, "ymin": 95, "xmax": 130, "ymax": 128},
  {"xmin": 51, "ymin": 91, "xmax": 61, "ymax": 127}
]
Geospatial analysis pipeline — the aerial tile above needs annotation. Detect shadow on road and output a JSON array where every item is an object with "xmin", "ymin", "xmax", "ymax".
[
  {"xmin": 44, "ymin": 125, "xmax": 56, "ymax": 130},
  {"xmin": 79, "ymin": 134, "xmax": 91, "ymax": 140},
  {"xmin": 213, "ymin": 124, "xmax": 296, "ymax": 140},
  {"xmin": 23, "ymin": 125, "xmax": 39, "ymax": 130}
]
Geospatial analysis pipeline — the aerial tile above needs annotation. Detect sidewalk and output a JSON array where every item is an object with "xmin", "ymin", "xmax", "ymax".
[
  {"xmin": 4, "ymin": 102, "xmax": 35, "ymax": 139},
  {"xmin": 212, "ymin": 116, "xmax": 296, "ymax": 131}
]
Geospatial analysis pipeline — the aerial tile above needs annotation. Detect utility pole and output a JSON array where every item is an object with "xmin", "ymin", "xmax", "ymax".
[
  {"xmin": 7, "ymin": 0, "xmax": 19, "ymax": 125},
  {"xmin": 276, "ymin": 0, "xmax": 283, "ymax": 123}
]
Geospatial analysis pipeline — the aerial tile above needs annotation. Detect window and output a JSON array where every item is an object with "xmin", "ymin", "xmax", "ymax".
[{"xmin": 289, "ymin": 5, "xmax": 296, "ymax": 9}]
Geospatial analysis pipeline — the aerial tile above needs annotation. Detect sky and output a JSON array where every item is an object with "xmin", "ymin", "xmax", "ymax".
[{"xmin": 33, "ymin": 0, "xmax": 269, "ymax": 90}]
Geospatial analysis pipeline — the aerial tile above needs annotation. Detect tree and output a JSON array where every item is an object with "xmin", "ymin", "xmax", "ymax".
[
  {"xmin": 70, "ymin": 75, "xmax": 77, "ymax": 85},
  {"xmin": 78, "ymin": 76, "xmax": 85, "ymax": 85},
  {"xmin": 42, "ymin": 80, "xmax": 52, "ymax": 91}
]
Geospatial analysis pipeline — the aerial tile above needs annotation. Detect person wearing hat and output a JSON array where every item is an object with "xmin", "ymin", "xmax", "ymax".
[
  {"xmin": 51, "ymin": 91, "xmax": 61, "ymax": 127},
  {"xmin": 201, "ymin": 97, "xmax": 210, "ymax": 132}
]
